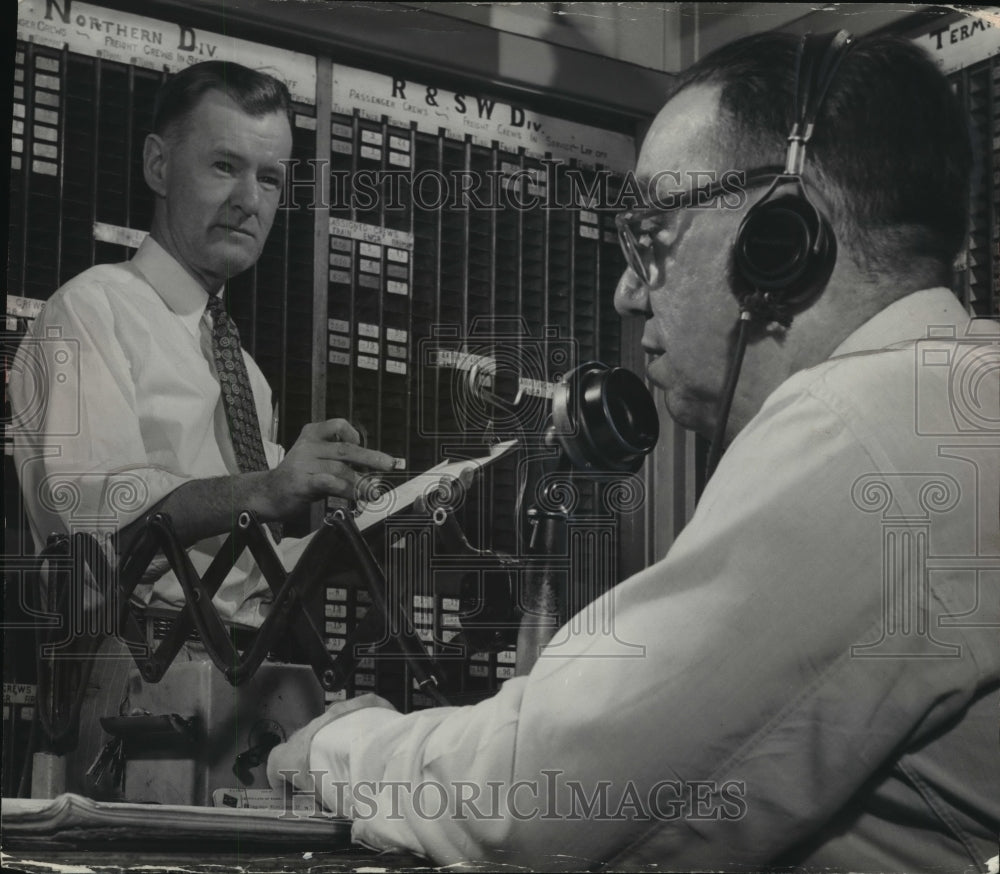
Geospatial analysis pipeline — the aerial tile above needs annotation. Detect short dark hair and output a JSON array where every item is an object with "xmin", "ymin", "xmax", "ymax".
[
  {"xmin": 674, "ymin": 32, "xmax": 972, "ymax": 275},
  {"xmin": 152, "ymin": 60, "xmax": 293, "ymax": 138}
]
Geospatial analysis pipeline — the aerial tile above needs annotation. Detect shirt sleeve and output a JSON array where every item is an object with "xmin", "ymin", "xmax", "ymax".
[
  {"xmin": 303, "ymin": 380, "xmax": 985, "ymax": 869},
  {"xmin": 10, "ymin": 280, "xmax": 193, "ymax": 544},
  {"xmin": 266, "ymin": 693, "xmax": 400, "ymax": 798}
]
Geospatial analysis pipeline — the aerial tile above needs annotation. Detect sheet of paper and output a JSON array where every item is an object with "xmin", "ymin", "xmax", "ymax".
[{"xmin": 354, "ymin": 439, "xmax": 517, "ymax": 531}]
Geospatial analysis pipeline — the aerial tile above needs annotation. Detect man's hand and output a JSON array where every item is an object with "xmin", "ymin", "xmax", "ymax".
[
  {"xmin": 266, "ymin": 693, "xmax": 398, "ymax": 803},
  {"xmin": 121, "ymin": 419, "xmax": 394, "ymax": 549},
  {"xmin": 263, "ymin": 419, "xmax": 394, "ymax": 518}
]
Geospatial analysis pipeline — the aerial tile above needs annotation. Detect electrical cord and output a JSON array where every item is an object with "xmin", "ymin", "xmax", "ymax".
[
  {"xmin": 16, "ymin": 710, "xmax": 38, "ymax": 797},
  {"xmin": 32, "ymin": 537, "xmax": 103, "ymax": 750},
  {"xmin": 706, "ymin": 309, "xmax": 754, "ymax": 478}
]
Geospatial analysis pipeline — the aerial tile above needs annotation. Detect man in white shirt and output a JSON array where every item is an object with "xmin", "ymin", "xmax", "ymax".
[
  {"xmin": 267, "ymin": 32, "xmax": 1000, "ymax": 872},
  {"xmin": 11, "ymin": 62, "xmax": 394, "ymax": 625},
  {"xmin": 9, "ymin": 62, "xmax": 394, "ymax": 793}
]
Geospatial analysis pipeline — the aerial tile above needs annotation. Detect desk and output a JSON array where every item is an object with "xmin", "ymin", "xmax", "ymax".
[
  {"xmin": 0, "ymin": 795, "xmax": 445, "ymax": 873},
  {"xmin": 1, "ymin": 848, "xmax": 442, "ymax": 873}
]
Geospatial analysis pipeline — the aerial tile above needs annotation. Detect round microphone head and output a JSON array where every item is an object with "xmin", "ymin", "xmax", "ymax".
[{"xmin": 551, "ymin": 362, "xmax": 659, "ymax": 472}]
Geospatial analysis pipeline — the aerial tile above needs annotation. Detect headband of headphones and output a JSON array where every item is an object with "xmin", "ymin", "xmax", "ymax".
[{"xmin": 787, "ymin": 30, "xmax": 854, "ymax": 175}]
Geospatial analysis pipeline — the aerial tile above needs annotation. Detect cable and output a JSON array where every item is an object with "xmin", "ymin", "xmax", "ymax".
[
  {"xmin": 706, "ymin": 310, "xmax": 753, "ymax": 478},
  {"xmin": 17, "ymin": 711, "xmax": 38, "ymax": 797},
  {"xmin": 32, "ymin": 538, "xmax": 102, "ymax": 750}
]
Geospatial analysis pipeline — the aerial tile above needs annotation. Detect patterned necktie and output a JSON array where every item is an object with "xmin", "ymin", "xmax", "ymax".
[
  {"xmin": 205, "ymin": 294, "xmax": 270, "ymax": 474},
  {"xmin": 205, "ymin": 295, "xmax": 283, "ymax": 544}
]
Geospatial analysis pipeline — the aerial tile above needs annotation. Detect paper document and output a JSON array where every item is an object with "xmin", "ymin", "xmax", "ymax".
[{"xmin": 354, "ymin": 439, "xmax": 517, "ymax": 531}]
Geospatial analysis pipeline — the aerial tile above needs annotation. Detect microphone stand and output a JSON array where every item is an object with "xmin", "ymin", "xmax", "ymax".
[{"xmin": 515, "ymin": 455, "xmax": 572, "ymax": 676}]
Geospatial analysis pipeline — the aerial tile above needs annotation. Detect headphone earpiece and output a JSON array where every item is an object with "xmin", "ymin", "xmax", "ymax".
[
  {"xmin": 732, "ymin": 31, "xmax": 853, "ymax": 318},
  {"xmin": 734, "ymin": 177, "xmax": 835, "ymax": 310}
]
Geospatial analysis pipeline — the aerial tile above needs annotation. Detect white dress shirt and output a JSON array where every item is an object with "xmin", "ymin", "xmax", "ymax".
[
  {"xmin": 272, "ymin": 289, "xmax": 1000, "ymax": 871},
  {"xmin": 10, "ymin": 236, "xmax": 310, "ymax": 625}
]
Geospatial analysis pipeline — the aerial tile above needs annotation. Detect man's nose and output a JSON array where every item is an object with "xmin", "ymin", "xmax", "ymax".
[
  {"xmin": 229, "ymin": 172, "xmax": 261, "ymax": 216},
  {"xmin": 614, "ymin": 268, "xmax": 652, "ymax": 318}
]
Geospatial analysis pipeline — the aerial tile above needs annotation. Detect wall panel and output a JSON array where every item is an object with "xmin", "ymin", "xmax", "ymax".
[{"xmin": 6, "ymin": 1, "xmax": 646, "ymax": 720}]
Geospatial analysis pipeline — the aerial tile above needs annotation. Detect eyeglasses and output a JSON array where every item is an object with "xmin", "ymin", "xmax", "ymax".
[{"xmin": 615, "ymin": 170, "xmax": 782, "ymax": 286}]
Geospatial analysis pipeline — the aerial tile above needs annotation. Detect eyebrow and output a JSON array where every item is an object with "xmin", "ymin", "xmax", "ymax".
[
  {"xmin": 208, "ymin": 146, "xmax": 243, "ymax": 162},
  {"xmin": 208, "ymin": 147, "xmax": 285, "ymax": 175},
  {"xmin": 631, "ymin": 166, "xmax": 788, "ymax": 210}
]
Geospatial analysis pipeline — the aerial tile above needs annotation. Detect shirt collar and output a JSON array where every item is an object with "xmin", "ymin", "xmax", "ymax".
[
  {"xmin": 830, "ymin": 288, "xmax": 971, "ymax": 359},
  {"xmin": 129, "ymin": 236, "xmax": 221, "ymax": 337}
]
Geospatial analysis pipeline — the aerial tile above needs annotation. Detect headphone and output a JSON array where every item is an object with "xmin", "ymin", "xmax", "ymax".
[
  {"xmin": 706, "ymin": 31, "xmax": 855, "ymax": 476},
  {"xmin": 733, "ymin": 30, "xmax": 854, "ymax": 321}
]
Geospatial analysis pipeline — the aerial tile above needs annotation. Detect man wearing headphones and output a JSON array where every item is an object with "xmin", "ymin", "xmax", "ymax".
[{"xmin": 269, "ymin": 32, "xmax": 1000, "ymax": 871}]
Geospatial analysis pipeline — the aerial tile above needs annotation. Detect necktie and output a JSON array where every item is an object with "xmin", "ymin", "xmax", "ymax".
[
  {"xmin": 206, "ymin": 294, "xmax": 281, "ymax": 542},
  {"xmin": 206, "ymin": 294, "xmax": 270, "ymax": 473}
]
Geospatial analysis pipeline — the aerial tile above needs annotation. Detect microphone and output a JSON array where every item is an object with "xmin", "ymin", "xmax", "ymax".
[
  {"xmin": 447, "ymin": 360, "xmax": 659, "ymax": 658},
  {"xmin": 549, "ymin": 362, "xmax": 659, "ymax": 472},
  {"xmin": 463, "ymin": 355, "xmax": 660, "ymax": 471}
]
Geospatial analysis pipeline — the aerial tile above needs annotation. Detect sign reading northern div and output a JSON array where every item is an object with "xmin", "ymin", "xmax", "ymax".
[
  {"xmin": 16, "ymin": 0, "xmax": 316, "ymax": 104},
  {"xmin": 913, "ymin": 11, "xmax": 1000, "ymax": 74},
  {"xmin": 332, "ymin": 64, "xmax": 635, "ymax": 173}
]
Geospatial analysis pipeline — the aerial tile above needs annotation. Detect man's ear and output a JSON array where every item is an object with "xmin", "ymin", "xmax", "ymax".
[{"xmin": 143, "ymin": 133, "xmax": 169, "ymax": 197}]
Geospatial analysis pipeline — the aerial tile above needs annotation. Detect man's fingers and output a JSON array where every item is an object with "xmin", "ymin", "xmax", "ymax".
[
  {"xmin": 458, "ymin": 466, "xmax": 476, "ymax": 489},
  {"xmin": 310, "ymin": 442, "xmax": 394, "ymax": 471},
  {"xmin": 308, "ymin": 418, "xmax": 361, "ymax": 445}
]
